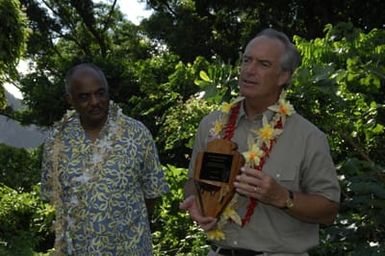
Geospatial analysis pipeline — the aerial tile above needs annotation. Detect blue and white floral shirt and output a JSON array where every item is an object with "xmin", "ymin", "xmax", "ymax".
[{"xmin": 41, "ymin": 102, "xmax": 169, "ymax": 255}]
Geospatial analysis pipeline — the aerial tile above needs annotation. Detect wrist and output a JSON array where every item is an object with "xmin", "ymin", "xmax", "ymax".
[{"xmin": 282, "ymin": 189, "xmax": 294, "ymax": 210}]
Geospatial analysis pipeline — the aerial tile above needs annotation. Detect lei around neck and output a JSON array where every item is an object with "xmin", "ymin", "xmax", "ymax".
[{"xmin": 206, "ymin": 91, "xmax": 295, "ymax": 241}]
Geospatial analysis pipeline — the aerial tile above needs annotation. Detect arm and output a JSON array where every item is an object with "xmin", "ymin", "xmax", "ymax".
[
  {"xmin": 140, "ymin": 125, "xmax": 169, "ymax": 224},
  {"xmin": 184, "ymin": 178, "xmax": 196, "ymax": 198},
  {"xmin": 145, "ymin": 198, "xmax": 157, "ymax": 224},
  {"xmin": 284, "ymin": 191, "xmax": 338, "ymax": 225}
]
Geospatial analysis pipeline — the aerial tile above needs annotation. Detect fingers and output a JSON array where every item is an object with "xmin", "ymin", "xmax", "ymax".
[
  {"xmin": 179, "ymin": 195, "xmax": 195, "ymax": 210},
  {"xmin": 234, "ymin": 167, "xmax": 262, "ymax": 193},
  {"xmin": 241, "ymin": 166, "xmax": 264, "ymax": 178},
  {"xmin": 234, "ymin": 182, "xmax": 262, "ymax": 199},
  {"xmin": 234, "ymin": 167, "xmax": 270, "ymax": 199},
  {"xmin": 199, "ymin": 218, "xmax": 217, "ymax": 231},
  {"xmin": 180, "ymin": 195, "xmax": 218, "ymax": 230}
]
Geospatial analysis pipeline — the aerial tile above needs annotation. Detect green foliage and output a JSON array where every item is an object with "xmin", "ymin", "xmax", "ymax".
[
  {"xmin": 152, "ymin": 165, "xmax": 208, "ymax": 255},
  {"xmin": 0, "ymin": 0, "xmax": 29, "ymax": 75},
  {"xmin": 159, "ymin": 97, "xmax": 214, "ymax": 166},
  {"xmin": 143, "ymin": 0, "xmax": 385, "ymax": 63},
  {"xmin": 292, "ymin": 24, "xmax": 385, "ymax": 164},
  {"xmin": 291, "ymin": 24, "xmax": 385, "ymax": 255},
  {"xmin": 157, "ymin": 58, "xmax": 240, "ymax": 166},
  {"xmin": 0, "ymin": 143, "xmax": 42, "ymax": 192},
  {"xmin": 0, "ymin": 0, "xmax": 384, "ymax": 253},
  {"xmin": 310, "ymin": 159, "xmax": 385, "ymax": 255},
  {"xmin": 0, "ymin": 184, "xmax": 55, "ymax": 255},
  {"xmin": 0, "ymin": 0, "xmax": 29, "ymax": 110}
]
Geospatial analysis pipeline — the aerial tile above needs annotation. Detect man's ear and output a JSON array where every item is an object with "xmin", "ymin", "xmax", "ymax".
[
  {"xmin": 65, "ymin": 94, "xmax": 73, "ymax": 107},
  {"xmin": 278, "ymin": 70, "xmax": 290, "ymax": 88}
]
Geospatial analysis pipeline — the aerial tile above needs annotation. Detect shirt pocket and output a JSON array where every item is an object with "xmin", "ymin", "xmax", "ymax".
[{"xmin": 263, "ymin": 159, "xmax": 300, "ymax": 191}]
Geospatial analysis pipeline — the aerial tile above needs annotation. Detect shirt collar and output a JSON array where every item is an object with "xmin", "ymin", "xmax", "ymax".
[{"xmin": 236, "ymin": 100, "xmax": 276, "ymax": 126}]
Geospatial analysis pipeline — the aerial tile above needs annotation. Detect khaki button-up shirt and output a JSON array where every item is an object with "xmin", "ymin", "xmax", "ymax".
[{"xmin": 188, "ymin": 102, "xmax": 340, "ymax": 254}]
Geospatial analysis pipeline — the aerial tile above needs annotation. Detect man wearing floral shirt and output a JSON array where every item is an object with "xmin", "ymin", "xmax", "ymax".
[
  {"xmin": 181, "ymin": 29, "xmax": 340, "ymax": 255},
  {"xmin": 41, "ymin": 63, "xmax": 168, "ymax": 255}
]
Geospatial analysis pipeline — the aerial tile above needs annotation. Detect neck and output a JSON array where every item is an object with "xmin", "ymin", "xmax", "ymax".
[
  {"xmin": 244, "ymin": 93, "xmax": 280, "ymax": 120},
  {"xmin": 80, "ymin": 116, "xmax": 107, "ymax": 140}
]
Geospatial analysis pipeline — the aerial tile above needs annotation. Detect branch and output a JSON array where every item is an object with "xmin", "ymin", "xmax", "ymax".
[
  {"xmin": 341, "ymin": 132, "xmax": 374, "ymax": 164},
  {"xmin": 102, "ymin": 0, "xmax": 118, "ymax": 33},
  {"xmin": 163, "ymin": 1, "xmax": 177, "ymax": 18},
  {"xmin": 39, "ymin": 0, "xmax": 90, "ymax": 55},
  {"xmin": 151, "ymin": 0, "xmax": 177, "ymax": 18},
  {"xmin": 0, "ymin": 108, "xmax": 16, "ymax": 120},
  {"xmin": 40, "ymin": 0, "xmax": 78, "ymax": 32},
  {"xmin": 71, "ymin": 1, "xmax": 108, "ymax": 57}
]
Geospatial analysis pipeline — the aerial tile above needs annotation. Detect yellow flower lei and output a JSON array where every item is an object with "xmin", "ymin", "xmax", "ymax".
[{"xmin": 207, "ymin": 91, "xmax": 295, "ymax": 240}]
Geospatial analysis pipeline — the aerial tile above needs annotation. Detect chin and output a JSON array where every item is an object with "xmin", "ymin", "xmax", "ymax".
[
  {"xmin": 240, "ymin": 88, "xmax": 259, "ymax": 98},
  {"xmin": 88, "ymin": 114, "xmax": 107, "ymax": 123}
]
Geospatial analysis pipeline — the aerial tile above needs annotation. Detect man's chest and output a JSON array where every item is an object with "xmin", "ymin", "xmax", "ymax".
[{"xmin": 58, "ymin": 135, "xmax": 145, "ymax": 191}]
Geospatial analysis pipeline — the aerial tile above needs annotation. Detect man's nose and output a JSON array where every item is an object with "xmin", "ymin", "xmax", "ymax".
[
  {"xmin": 89, "ymin": 94, "xmax": 100, "ymax": 106},
  {"xmin": 244, "ymin": 62, "xmax": 257, "ymax": 75}
]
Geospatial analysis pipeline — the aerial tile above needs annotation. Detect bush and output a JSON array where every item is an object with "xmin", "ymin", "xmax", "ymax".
[
  {"xmin": 0, "ymin": 184, "xmax": 55, "ymax": 255},
  {"xmin": 152, "ymin": 165, "xmax": 209, "ymax": 255},
  {"xmin": 0, "ymin": 143, "xmax": 42, "ymax": 192},
  {"xmin": 310, "ymin": 159, "xmax": 385, "ymax": 255}
]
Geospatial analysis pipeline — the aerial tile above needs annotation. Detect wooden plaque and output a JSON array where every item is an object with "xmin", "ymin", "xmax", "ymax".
[{"xmin": 193, "ymin": 139, "xmax": 244, "ymax": 218}]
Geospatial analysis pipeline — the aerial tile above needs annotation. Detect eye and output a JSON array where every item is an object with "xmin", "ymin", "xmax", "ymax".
[
  {"xmin": 259, "ymin": 60, "xmax": 271, "ymax": 68},
  {"xmin": 242, "ymin": 56, "xmax": 251, "ymax": 64},
  {"xmin": 96, "ymin": 89, "xmax": 107, "ymax": 97},
  {"xmin": 78, "ymin": 94, "xmax": 89, "ymax": 101}
]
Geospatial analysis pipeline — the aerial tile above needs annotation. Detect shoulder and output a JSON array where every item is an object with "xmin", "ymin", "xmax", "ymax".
[
  {"xmin": 199, "ymin": 111, "xmax": 223, "ymax": 129},
  {"xmin": 120, "ymin": 114, "xmax": 153, "ymax": 136},
  {"xmin": 286, "ymin": 113, "xmax": 331, "ymax": 152},
  {"xmin": 288, "ymin": 113, "xmax": 327, "ymax": 138}
]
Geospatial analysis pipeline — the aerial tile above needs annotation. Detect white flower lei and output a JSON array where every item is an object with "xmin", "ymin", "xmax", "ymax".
[{"xmin": 50, "ymin": 101, "xmax": 125, "ymax": 255}]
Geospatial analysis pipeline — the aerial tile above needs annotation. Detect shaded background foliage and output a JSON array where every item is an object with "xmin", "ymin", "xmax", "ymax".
[{"xmin": 0, "ymin": 0, "xmax": 384, "ymax": 255}]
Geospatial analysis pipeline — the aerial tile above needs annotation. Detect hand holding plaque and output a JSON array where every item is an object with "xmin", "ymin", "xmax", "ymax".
[{"xmin": 193, "ymin": 139, "xmax": 245, "ymax": 218}]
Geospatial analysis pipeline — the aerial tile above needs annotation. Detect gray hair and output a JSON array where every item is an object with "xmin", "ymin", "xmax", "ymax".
[
  {"xmin": 255, "ymin": 28, "xmax": 301, "ymax": 87},
  {"xmin": 64, "ymin": 63, "xmax": 109, "ymax": 95}
]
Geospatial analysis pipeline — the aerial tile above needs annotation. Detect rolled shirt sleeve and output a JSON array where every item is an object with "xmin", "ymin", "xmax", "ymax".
[
  {"xmin": 140, "ymin": 125, "xmax": 169, "ymax": 199},
  {"xmin": 300, "ymin": 131, "xmax": 341, "ymax": 203}
]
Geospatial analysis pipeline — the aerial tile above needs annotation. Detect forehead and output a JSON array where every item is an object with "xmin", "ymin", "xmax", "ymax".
[
  {"xmin": 69, "ymin": 68, "xmax": 105, "ymax": 92},
  {"xmin": 244, "ymin": 36, "xmax": 285, "ymax": 61}
]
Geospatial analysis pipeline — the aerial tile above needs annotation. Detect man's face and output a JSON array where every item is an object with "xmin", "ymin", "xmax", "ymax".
[
  {"xmin": 67, "ymin": 68, "xmax": 109, "ymax": 127},
  {"xmin": 239, "ymin": 36, "xmax": 289, "ymax": 101}
]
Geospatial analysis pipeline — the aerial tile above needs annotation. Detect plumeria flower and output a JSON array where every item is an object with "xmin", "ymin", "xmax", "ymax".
[
  {"xmin": 279, "ymin": 99, "xmax": 295, "ymax": 116},
  {"xmin": 254, "ymin": 115, "xmax": 283, "ymax": 145},
  {"xmin": 207, "ymin": 229, "xmax": 226, "ymax": 241},
  {"xmin": 269, "ymin": 90, "xmax": 295, "ymax": 116},
  {"xmin": 242, "ymin": 143, "xmax": 264, "ymax": 167},
  {"xmin": 269, "ymin": 100, "xmax": 295, "ymax": 116},
  {"xmin": 212, "ymin": 118, "xmax": 225, "ymax": 136},
  {"xmin": 222, "ymin": 199, "xmax": 242, "ymax": 226},
  {"xmin": 220, "ymin": 102, "xmax": 233, "ymax": 113},
  {"xmin": 220, "ymin": 96, "xmax": 245, "ymax": 113}
]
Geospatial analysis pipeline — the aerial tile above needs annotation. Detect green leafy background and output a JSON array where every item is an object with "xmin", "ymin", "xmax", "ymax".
[{"xmin": 0, "ymin": 0, "xmax": 384, "ymax": 255}]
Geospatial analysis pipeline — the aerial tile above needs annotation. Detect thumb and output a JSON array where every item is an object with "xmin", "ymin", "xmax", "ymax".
[{"xmin": 180, "ymin": 195, "xmax": 195, "ymax": 210}]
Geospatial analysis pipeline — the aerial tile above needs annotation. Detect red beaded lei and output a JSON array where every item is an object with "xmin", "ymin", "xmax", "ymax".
[{"xmin": 224, "ymin": 102, "xmax": 284, "ymax": 226}]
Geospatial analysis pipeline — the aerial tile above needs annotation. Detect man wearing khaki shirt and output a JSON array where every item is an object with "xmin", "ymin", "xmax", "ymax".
[{"xmin": 181, "ymin": 28, "xmax": 340, "ymax": 256}]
